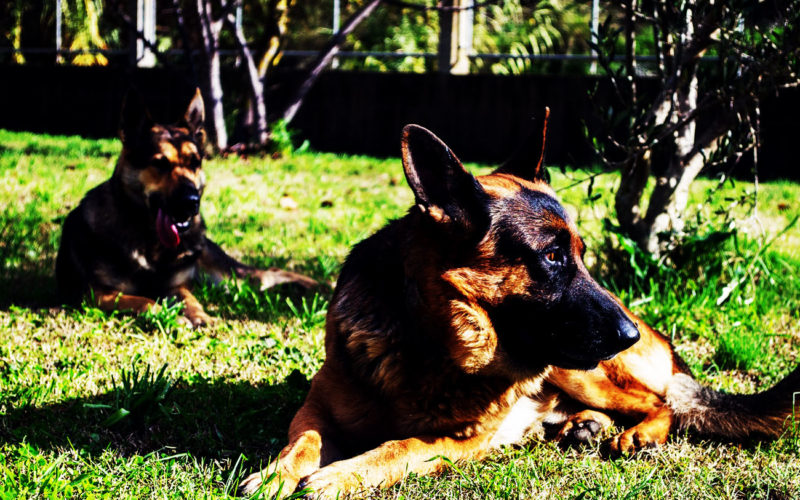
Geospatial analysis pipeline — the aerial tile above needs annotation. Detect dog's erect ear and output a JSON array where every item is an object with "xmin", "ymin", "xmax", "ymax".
[
  {"xmin": 182, "ymin": 88, "xmax": 206, "ymax": 146},
  {"xmin": 119, "ymin": 89, "xmax": 153, "ymax": 148},
  {"xmin": 495, "ymin": 107, "xmax": 550, "ymax": 182},
  {"xmin": 401, "ymin": 124, "xmax": 488, "ymax": 230}
]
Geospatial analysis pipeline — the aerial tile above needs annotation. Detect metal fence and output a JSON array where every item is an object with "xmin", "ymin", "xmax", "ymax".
[{"xmin": 1, "ymin": 0, "xmax": 611, "ymax": 72}]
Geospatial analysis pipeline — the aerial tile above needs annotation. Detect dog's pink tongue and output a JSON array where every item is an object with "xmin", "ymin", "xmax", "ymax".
[{"xmin": 156, "ymin": 208, "xmax": 180, "ymax": 248}]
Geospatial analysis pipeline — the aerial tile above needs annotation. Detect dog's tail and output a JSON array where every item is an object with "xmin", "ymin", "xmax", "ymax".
[{"xmin": 665, "ymin": 366, "xmax": 800, "ymax": 439}]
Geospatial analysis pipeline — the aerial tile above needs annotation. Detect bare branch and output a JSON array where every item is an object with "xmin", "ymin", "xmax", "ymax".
[
  {"xmin": 280, "ymin": 0, "xmax": 384, "ymax": 124},
  {"xmin": 223, "ymin": 3, "xmax": 268, "ymax": 144}
]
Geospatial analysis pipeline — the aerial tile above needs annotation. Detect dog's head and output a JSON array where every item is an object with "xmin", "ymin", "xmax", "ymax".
[
  {"xmin": 115, "ymin": 88, "xmax": 207, "ymax": 248},
  {"xmin": 401, "ymin": 113, "xmax": 639, "ymax": 375}
]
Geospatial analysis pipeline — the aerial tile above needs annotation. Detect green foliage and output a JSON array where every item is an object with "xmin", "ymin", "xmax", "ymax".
[
  {"xmin": 595, "ymin": 213, "xmax": 799, "ymax": 375},
  {"xmin": 268, "ymin": 119, "xmax": 310, "ymax": 157},
  {"xmin": 291, "ymin": 1, "xmax": 594, "ymax": 74},
  {"xmin": 60, "ymin": 0, "xmax": 111, "ymax": 65},
  {"xmin": 473, "ymin": 0, "xmax": 591, "ymax": 75},
  {"xmin": 587, "ymin": 0, "xmax": 800, "ymax": 253},
  {"xmin": 336, "ymin": 1, "xmax": 439, "ymax": 72},
  {"xmin": 2, "ymin": 0, "xmax": 120, "ymax": 65},
  {"xmin": 91, "ymin": 355, "xmax": 173, "ymax": 428},
  {"xmin": 135, "ymin": 297, "xmax": 186, "ymax": 336}
]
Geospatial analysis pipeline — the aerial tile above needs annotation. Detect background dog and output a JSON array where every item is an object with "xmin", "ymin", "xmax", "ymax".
[
  {"xmin": 241, "ymin": 114, "xmax": 799, "ymax": 498},
  {"xmin": 56, "ymin": 89, "xmax": 316, "ymax": 327}
]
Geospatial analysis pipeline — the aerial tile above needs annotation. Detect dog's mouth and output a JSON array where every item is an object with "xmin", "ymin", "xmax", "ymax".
[
  {"xmin": 552, "ymin": 350, "xmax": 618, "ymax": 371},
  {"xmin": 555, "ymin": 357, "xmax": 599, "ymax": 371},
  {"xmin": 156, "ymin": 208, "xmax": 193, "ymax": 248}
]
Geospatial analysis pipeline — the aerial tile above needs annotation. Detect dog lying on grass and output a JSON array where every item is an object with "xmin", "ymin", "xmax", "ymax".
[
  {"xmin": 56, "ymin": 89, "xmax": 316, "ymax": 327},
  {"xmin": 241, "ymin": 112, "xmax": 799, "ymax": 498}
]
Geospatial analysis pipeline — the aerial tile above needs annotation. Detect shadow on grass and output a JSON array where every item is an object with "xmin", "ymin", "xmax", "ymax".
[
  {"xmin": 195, "ymin": 278, "xmax": 333, "ymax": 326},
  {"xmin": 0, "ymin": 372, "xmax": 309, "ymax": 463},
  {"xmin": 0, "ymin": 270, "xmax": 60, "ymax": 310},
  {"xmin": 0, "ymin": 202, "xmax": 62, "ymax": 309}
]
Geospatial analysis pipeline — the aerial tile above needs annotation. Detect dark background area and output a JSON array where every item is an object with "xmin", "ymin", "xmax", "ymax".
[{"xmin": 1, "ymin": 65, "xmax": 797, "ymax": 180}]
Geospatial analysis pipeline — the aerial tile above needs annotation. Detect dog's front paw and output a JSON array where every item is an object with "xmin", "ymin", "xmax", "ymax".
[
  {"xmin": 297, "ymin": 464, "xmax": 357, "ymax": 500},
  {"xmin": 556, "ymin": 410, "xmax": 613, "ymax": 447},
  {"xmin": 604, "ymin": 427, "xmax": 659, "ymax": 457},
  {"xmin": 241, "ymin": 468, "xmax": 298, "ymax": 499},
  {"xmin": 558, "ymin": 419, "xmax": 603, "ymax": 445},
  {"xmin": 240, "ymin": 471, "xmax": 264, "ymax": 497},
  {"xmin": 183, "ymin": 309, "xmax": 216, "ymax": 328}
]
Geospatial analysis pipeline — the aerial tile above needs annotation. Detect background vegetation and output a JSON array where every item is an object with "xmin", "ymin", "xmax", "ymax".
[{"xmin": 0, "ymin": 129, "xmax": 797, "ymax": 497}]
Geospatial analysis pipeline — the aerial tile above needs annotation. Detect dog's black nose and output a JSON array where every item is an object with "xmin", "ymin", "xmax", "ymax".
[
  {"xmin": 616, "ymin": 317, "xmax": 640, "ymax": 350},
  {"xmin": 184, "ymin": 191, "xmax": 200, "ymax": 215},
  {"xmin": 171, "ymin": 183, "xmax": 201, "ymax": 220}
]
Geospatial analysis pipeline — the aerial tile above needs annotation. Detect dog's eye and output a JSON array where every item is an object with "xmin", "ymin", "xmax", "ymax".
[
  {"xmin": 152, "ymin": 157, "xmax": 172, "ymax": 171},
  {"xmin": 188, "ymin": 156, "xmax": 201, "ymax": 170},
  {"xmin": 543, "ymin": 248, "xmax": 566, "ymax": 266}
]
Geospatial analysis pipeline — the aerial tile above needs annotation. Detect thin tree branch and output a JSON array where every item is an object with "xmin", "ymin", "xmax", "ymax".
[
  {"xmin": 224, "ymin": 4, "xmax": 268, "ymax": 144},
  {"xmin": 280, "ymin": 0, "xmax": 383, "ymax": 124}
]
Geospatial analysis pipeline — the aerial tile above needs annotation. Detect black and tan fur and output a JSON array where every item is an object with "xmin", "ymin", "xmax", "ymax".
[
  {"xmin": 56, "ymin": 89, "xmax": 315, "ymax": 327},
  {"xmin": 241, "ymin": 111, "xmax": 800, "ymax": 498}
]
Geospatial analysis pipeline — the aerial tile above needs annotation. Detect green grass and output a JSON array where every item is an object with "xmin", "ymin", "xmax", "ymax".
[{"xmin": 0, "ymin": 128, "xmax": 798, "ymax": 498}]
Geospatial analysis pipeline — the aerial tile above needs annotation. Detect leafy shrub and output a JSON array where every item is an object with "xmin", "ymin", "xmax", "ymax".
[{"xmin": 97, "ymin": 355, "xmax": 173, "ymax": 428}]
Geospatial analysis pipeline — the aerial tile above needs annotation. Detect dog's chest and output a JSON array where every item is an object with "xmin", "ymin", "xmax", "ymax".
[
  {"xmin": 130, "ymin": 249, "xmax": 154, "ymax": 271},
  {"xmin": 123, "ymin": 243, "xmax": 200, "ymax": 290},
  {"xmin": 488, "ymin": 394, "xmax": 556, "ymax": 447}
]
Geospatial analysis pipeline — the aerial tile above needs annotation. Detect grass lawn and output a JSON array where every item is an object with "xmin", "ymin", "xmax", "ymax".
[{"xmin": 0, "ymin": 128, "xmax": 798, "ymax": 498}]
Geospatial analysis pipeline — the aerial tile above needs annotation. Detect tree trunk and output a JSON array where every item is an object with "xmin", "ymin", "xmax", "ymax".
[
  {"xmin": 233, "ymin": 0, "xmax": 293, "ymax": 145},
  {"xmin": 206, "ymin": 50, "xmax": 228, "ymax": 151},
  {"xmin": 196, "ymin": 0, "xmax": 228, "ymax": 151},
  {"xmin": 613, "ymin": 2, "xmax": 706, "ymax": 254},
  {"xmin": 614, "ymin": 153, "xmax": 650, "ymax": 243},
  {"xmin": 600, "ymin": 2, "xmax": 794, "ymax": 256},
  {"xmin": 641, "ymin": 69, "xmax": 700, "ymax": 253},
  {"xmin": 227, "ymin": 6, "xmax": 268, "ymax": 146},
  {"xmin": 613, "ymin": 0, "xmax": 648, "ymax": 244}
]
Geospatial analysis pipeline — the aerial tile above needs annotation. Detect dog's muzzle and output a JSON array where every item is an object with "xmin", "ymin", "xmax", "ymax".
[{"xmin": 169, "ymin": 183, "xmax": 201, "ymax": 225}]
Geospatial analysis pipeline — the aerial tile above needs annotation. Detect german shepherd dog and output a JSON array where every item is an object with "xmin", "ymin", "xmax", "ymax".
[
  {"xmin": 241, "ymin": 111, "xmax": 800, "ymax": 498},
  {"xmin": 56, "ymin": 89, "xmax": 316, "ymax": 327}
]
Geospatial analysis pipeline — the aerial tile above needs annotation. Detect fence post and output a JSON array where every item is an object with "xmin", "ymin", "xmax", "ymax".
[
  {"xmin": 332, "ymin": 0, "xmax": 341, "ymax": 69},
  {"xmin": 453, "ymin": 0, "xmax": 472, "ymax": 74},
  {"xmin": 55, "ymin": 0, "xmax": 63, "ymax": 63},
  {"xmin": 438, "ymin": 0, "xmax": 471, "ymax": 74},
  {"xmin": 130, "ymin": 0, "xmax": 157, "ymax": 67}
]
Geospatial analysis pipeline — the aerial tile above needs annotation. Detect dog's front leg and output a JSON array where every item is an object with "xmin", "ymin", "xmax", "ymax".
[
  {"xmin": 299, "ymin": 433, "xmax": 492, "ymax": 498},
  {"xmin": 549, "ymin": 367, "xmax": 673, "ymax": 454},
  {"xmin": 241, "ymin": 401, "xmax": 336, "ymax": 498},
  {"xmin": 95, "ymin": 290, "xmax": 159, "ymax": 315},
  {"xmin": 199, "ymin": 238, "xmax": 317, "ymax": 290},
  {"xmin": 171, "ymin": 285, "xmax": 215, "ymax": 327}
]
